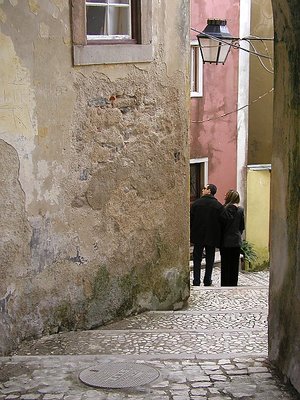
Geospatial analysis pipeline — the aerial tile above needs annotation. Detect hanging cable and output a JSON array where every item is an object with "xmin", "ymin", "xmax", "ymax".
[
  {"xmin": 191, "ymin": 88, "xmax": 274, "ymax": 124},
  {"xmin": 244, "ymin": 38, "xmax": 274, "ymax": 73}
]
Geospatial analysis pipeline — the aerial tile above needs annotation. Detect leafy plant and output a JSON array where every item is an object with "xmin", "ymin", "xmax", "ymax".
[{"xmin": 241, "ymin": 240, "xmax": 258, "ymax": 264}]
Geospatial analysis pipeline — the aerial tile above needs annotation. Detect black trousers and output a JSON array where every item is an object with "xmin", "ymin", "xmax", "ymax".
[
  {"xmin": 193, "ymin": 244, "xmax": 215, "ymax": 286},
  {"xmin": 220, "ymin": 247, "xmax": 241, "ymax": 286}
]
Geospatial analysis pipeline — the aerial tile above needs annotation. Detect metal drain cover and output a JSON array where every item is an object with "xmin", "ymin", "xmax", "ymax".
[{"xmin": 79, "ymin": 362, "xmax": 160, "ymax": 389}]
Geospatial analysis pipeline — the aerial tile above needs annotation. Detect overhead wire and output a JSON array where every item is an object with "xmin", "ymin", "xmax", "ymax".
[
  {"xmin": 191, "ymin": 88, "xmax": 274, "ymax": 124},
  {"xmin": 244, "ymin": 38, "xmax": 274, "ymax": 73}
]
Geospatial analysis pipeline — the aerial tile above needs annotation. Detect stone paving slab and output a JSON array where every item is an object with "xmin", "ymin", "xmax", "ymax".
[
  {"xmin": 99, "ymin": 310, "xmax": 267, "ymax": 331},
  {"xmin": 189, "ymin": 268, "xmax": 270, "ymax": 288},
  {"xmin": 187, "ymin": 287, "xmax": 268, "ymax": 312},
  {"xmin": 0, "ymin": 355, "xmax": 298, "ymax": 399},
  {"xmin": 11, "ymin": 329, "xmax": 268, "ymax": 357}
]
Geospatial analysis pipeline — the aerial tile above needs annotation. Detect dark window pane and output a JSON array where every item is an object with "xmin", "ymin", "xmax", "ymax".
[
  {"xmin": 190, "ymin": 163, "xmax": 205, "ymax": 203},
  {"xmin": 86, "ymin": 6, "xmax": 106, "ymax": 35}
]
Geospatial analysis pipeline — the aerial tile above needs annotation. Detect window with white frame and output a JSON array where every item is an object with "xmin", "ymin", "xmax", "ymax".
[
  {"xmin": 86, "ymin": 0, "xmax": 133, "ymax": 42},
  {"xmin": 190, "ymin": 42, "xmax": 203, "ymax": 97},
  {"xmin": 71, "ymin": 0, "xmax": 153, "ymax": 66},
  {"xmin": 190, "ymin": 158, "xmax": 208, "ymax": 203}
]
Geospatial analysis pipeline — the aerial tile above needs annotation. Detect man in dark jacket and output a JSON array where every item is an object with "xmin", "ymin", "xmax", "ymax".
[{"xmin": 190, "ymin": 183, "xmax": 223, "ymax": 286}]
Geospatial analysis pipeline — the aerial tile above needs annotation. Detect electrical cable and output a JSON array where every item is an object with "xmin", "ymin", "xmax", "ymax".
[
  {"xmin": 245, "ymin": 39, "xmax": 274, "ymax": 73},
  {"xmin": 191, "ymin": 88, "xmax": 274, "ymax": 124}
]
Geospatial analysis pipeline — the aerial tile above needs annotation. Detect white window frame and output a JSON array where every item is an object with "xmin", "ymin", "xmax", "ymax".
[
  {"xmin": 190, "ymin": 158, "xmax": 208, "ymax": 183},
  {"xmin": 190, "ymin": 41, "xmax": 203, "ymax": 98},
  {"xmin": 190, "ymin": 158, "xmax": 208, "ymax": 201}
]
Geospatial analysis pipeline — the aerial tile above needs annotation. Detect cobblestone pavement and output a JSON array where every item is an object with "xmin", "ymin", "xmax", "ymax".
[{"xmin": 1, "ymin": 268, "xmax": 299, "ymax": 399}]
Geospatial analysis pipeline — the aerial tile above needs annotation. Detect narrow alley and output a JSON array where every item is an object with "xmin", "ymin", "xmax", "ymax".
[{"xmin": 0, "ymin": 267, "xmax": 298, "ymax": 399}]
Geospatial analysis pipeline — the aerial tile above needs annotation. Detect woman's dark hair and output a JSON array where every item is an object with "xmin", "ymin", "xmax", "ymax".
[{"xmin": 225, "ymin": 189, "xmax": 240, "ymax": 205}]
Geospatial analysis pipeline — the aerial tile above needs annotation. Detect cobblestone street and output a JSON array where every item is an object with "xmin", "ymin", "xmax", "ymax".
[{"xmin": 1, "ymin": 267, "xmax": 299, "ymax": 399}]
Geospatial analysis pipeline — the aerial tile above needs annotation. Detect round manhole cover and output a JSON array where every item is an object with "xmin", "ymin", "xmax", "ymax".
[{"xmin": 79, "ymin": 362, "xmax": 160, "ymax": 389}]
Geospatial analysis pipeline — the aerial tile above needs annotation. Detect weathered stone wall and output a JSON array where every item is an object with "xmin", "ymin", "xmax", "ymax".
[
  {"xmin": 269, "ymin": 0, "xmax": 300, "ymax": 393},
  {"xmin": 0, "ymin": 1, "xmax": 190, "ymax": 354}
]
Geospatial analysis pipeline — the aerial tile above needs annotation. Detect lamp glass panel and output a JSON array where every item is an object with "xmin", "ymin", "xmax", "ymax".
[
  {"xmin": 217, "ymin": 41, "xmax": 231, "ymax": 64},
  {"xmin": 199, "ymin": 37, "xmax": 220, "ymax": 63}
]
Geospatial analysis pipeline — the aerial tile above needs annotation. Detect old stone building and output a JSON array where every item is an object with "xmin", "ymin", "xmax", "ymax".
[{"xmin": 0, "ymin": 0, "xmax": 190, "ymax": 354}]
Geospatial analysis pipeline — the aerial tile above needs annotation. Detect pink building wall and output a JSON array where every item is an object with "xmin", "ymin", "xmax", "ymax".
[{"xmin": 190, "ymin": 0, "xmax": 240, "ymax": 203}]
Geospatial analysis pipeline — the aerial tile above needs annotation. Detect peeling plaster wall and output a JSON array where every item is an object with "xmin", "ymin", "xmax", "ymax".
[
  {"xmin": 0, "ymin": 0, "xmax": 190, "ymax": 354},
  {"xmin": 269, "ymin": 0, "xmax": 300, "ymax": 393}
]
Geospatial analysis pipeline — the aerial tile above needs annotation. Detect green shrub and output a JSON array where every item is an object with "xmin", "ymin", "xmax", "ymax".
[{"xmin": 241, "ymin": 240, "xmax": 258, "ymax": 263}]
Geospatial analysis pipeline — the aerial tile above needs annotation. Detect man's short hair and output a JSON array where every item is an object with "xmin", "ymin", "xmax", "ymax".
[{"xmin": 207, "ymin": 184, "xmax": 217, "ymax": 195}]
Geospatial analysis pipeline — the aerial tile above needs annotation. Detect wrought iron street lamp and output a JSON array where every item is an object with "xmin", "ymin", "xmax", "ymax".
[{"xmin": 197, "ymin": 19, "xmax": 234, "ymax": 65}]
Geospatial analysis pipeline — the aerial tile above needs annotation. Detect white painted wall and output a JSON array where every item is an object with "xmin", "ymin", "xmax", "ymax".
[{"xmin": 237, "ymin": 0, "xmax": 251, "ymax": 205}]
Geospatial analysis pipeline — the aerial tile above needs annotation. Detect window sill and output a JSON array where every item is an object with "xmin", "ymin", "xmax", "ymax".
[
  {"xmin": 73, "ymin": 44, "xmax": 153, "ymax": 66},
  {"xmin": 191, "ymin": 93, "xmax": 203, "ymax": 98}
]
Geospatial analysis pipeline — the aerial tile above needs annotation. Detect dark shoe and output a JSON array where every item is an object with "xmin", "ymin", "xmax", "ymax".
[{"xmin": 193, "ymin": 281, "xmax": 200, "ymax": 286}]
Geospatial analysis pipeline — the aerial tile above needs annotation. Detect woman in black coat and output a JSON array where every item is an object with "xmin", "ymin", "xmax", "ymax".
[{"xmin": 220, "ymin": 190, "xmax": 245, "ymax": 286}]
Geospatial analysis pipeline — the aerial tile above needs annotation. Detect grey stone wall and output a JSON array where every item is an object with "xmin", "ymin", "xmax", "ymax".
[
  {"xmin": 0, "ymin": 1, "xmax": 190, "ymax": 355},
  {"xmin": 269, "ymin": 0, "xmax": 300, "ymax": 393}
]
